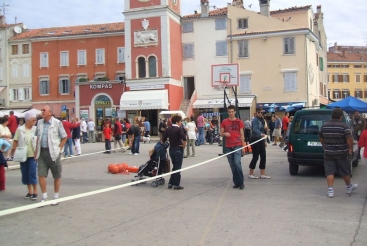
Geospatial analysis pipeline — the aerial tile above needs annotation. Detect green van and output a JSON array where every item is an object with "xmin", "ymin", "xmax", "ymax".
[{"xmin": 287, "ymin": 109, "xmax": 359, "ymax": 175}]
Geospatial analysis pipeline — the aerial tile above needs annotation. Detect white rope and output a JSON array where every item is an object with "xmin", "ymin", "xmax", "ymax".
[{"xmin": 0, "ymin": 137, "xmax": 266, "ymax": 217}]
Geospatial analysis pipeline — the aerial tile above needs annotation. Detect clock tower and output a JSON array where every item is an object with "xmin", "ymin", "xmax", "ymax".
[{"xmin": 123, "ymin": 0, "xmax": 183, "ymax": 113}]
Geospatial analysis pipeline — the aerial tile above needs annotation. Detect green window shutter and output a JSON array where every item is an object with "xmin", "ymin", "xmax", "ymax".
[{"xmin": 319, "ymin": 57, "xmax": 324, "ymax": 71}]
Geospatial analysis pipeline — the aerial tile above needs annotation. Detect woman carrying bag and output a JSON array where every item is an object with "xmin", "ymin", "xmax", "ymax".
[{"xmin": 11, "ymin": 111, "xmax": 38, "ymax": 200}]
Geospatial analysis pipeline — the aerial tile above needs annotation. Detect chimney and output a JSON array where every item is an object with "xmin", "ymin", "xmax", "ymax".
[
  {"xmin": 200, "ymin": 0, "xmax": 210, "ymax": 18},
  {"xmin": 343, "ymin": 50, "xmax": 347, "ymax": 58},
  {"xmin": 259, "ymin": 0, "xmax": 270, "ymax": 17},
  {"xmin": 316, "ymin": 5, "xmax": 321, "ymax": 14},
  {"xmin": 0, "ymin": 15, "xmax": 5, "ymax": 26}
]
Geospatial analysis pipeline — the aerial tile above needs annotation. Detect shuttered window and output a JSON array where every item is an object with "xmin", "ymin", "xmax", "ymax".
[
  {"xmin": 319, "ymin": 57, "xmax": 324, "ymax": 71},
  {"xmin": 183, "ymin": 44, "xmax": 194, "ymax": 59},
  {"xmin": 39, "ymin": 79, "xmax": 50, "ymax": 95},
  {"xmin": 59, "ymin": 78, "xmax": 70, "ymax": 94},
  {"xmin": 284, "ymin": 72, "xmax": 297, "ymax": 92},
  {"xmin": 78, "ymin": 50, "xmax": 86, "ymax": 65},
  {"xmin": 117, "ymin": 47, "xmax": 125, "ymax": 63},
  {"xmin": 216, "ymin": 41, "xmax": 227, "ymax": 56},
  {"xmin": 333, "ymin": 73, "xmax": 339, "ymax": 82},
  {"xmin": 239, "ymin": 75, "xmax": 251, "ymax": 93},
  {"xmin": 60, "ymin": 51, "xmax": 69, "ymax": 66},
  {"xmin": 238, "ymin": 40, "xmax": 249, "ymax": 57},
  {"xmin": 215, "ymin": 19, "xmax": 227, "ymax": 30},
  {"xmin": 238, "ymin": 18, "xmax": 248, "ymax": 29},
  {"xmin": 182, "ymin": 22, "xmax": 193, "ymax": 33},
  {"xmin": 96, "ymin": 49, "xmax": 105, "ymax": 64},
  {"xmin": 283, "ymin": 37, "xmax": 295, "ymax": 54},
  {"xmin": 364, "ymin": 74, "xmax": 367, "ymax": 83},
  {"xmin": 40, "ymin": 52, "xmax": 48, "ymax": 67},
  {"xmin": 342, "ymin": 73, "xmax": 349, "ymax": 82}
]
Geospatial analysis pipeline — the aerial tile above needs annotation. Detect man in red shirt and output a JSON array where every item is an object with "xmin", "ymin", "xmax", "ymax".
[
  {"xmin": 103, "ymin": 123, "xmax": 112, "ymax": 154},
  {"xmin": 113, "ymin": 118, "xmax": 124, "ymax": 152},
  {"xmin": 61, "ymin": 117, "xmax": 80, "ymax": 157},
  {"xmin": 220, "ymin": 105, "xmax": 245, "ymax": 190},
  {"xmin": 7, "ymin": 111, "xmax": 18, "ymax": 137},
  {"xmin": 279, "ymin": 112, "xmax": 289, "ymax": 148}
]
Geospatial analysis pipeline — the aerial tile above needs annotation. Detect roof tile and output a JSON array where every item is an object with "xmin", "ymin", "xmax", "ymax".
[
  {"xmin": 328, "ymin": 52, "xmax": 367, "ymax": 62},
  {"xmin": 182, "ymin": 7, "xmax": 228, "ymax": 19},
  {"xmin": 230, "ymin": 28, "xmax": 308, "ymax": 37}
]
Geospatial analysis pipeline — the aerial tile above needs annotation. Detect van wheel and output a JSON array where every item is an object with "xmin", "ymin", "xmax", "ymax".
[{"xmin": 289, "ymin": 163, "xmax": 299, "ymax": 175}]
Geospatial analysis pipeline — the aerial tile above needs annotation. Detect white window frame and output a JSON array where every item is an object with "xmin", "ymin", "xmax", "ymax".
[
  {"xmin": 11, "ymin": 64, "xmax": 18, "ymax": 78},
  {"xmin": 117, "ymin": 47, "xmax": 125, "ymax": 63},
  {"xmin": 40, "ymin": 52, "xmax": 49, "ymax": 68},
  {"xmin": 182, "ymin": 22, "xmax": 194, "ymax": 33},
  {"xmin": 239, "ymin": 75, "xmax": 251, "ymax": 93},
  {"xmin": 39, "ymin": 79, "xmax": 50, "ymax": 95},
  {"xmin": 11, "ymin": 89, "xmax": 19, "ymax": 101},
  {"xmin": 60, "ymin": 51, "xmax": 69, "ymax": 67},
  {"xmin": 342, "ymin": 90, "xmax": 350, "ymax": 99},
  {"xmin": 237, "ymin": 18, "xmax": 248, "ymax": 29},
  {"xmin": 183, "ymin": 43, "xmax": 194, "ymax": 59},
  {"xmin": 283, "ymin": 72, "xmax": 297, "ymax": 92},
  {"xmin": 95, "ymin": 48, "xmax": 105, "ymax": 64},
  {"xmin": 77, "ymin": 50, "xmax": 87, "ymax": 66},
  {"xmin": 22, "ymin": 63, "xmax": 30, "ymax": 78},
  {"xmin": 215, "ymin": 19, "xmax": 227, "ymax": 30},
  {"xmin": 238, "ymin": 40, "xmax": 249, "ymax": 58},
  {"xmin": 24, "ymin": 88, "xmax": 31, "ymax": 100},
  {"xmin": 59, "ymin": 78, "xmax": 71, "ymax": 94},
  {"xmin": 334, "ymin": 90, "xmax": 340, "ymax": 99},
  {"xmin": 283, "ymin": 37, "xmax": 295, "ymax": 55},
  {"xmin": 356, "ymin": 73, "xmax": 361, "ymax": 83},
  {"xmin": 216, "ymin": 41, "xmax": 227, "ymax": 56}
]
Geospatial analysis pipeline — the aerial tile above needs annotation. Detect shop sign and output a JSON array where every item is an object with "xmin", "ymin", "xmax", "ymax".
[
  {"xmin": 80, "ymin": 110, "xmax": 88, "ymax": 119},
  {"xmin": 95, "ymin": 101, "xmax": 111, "ymax": 105},
  {"xmin": 129, "ymin": 84, "xmax": 164, "ymax": 90},
  {"xmin": 90, "ymin": 84, "xmax": 113, "ymax": 89}
]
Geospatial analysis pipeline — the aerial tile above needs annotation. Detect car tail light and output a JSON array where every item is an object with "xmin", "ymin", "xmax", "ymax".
[{"xmin": 289, "ymin": 143, "xmax": 293, "ymax": 152}]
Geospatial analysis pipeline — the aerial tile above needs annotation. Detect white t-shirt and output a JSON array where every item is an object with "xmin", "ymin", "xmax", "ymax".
[
  {"xmin": 81, "ymin": 121, "xmax": 87, "ymax": 132},
  {"xmin": 0, "ymin": 125, "xmax": 11, "ymax": 137},
  {"xmin": 186, "ymin": 122, "xmax": 197, "ymax": 140},
  {"xmin": 87, "ymin": 121, "xmax": 95, "ymax": 131}
]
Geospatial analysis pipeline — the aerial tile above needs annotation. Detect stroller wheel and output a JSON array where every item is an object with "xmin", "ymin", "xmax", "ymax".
[
  {"xmin": 158, "ymin": 179, "xmax": 165, "ymax": 185},
  {"xmin": 151, "ymin": 182, "xmax": 158, "ymax": 188}
]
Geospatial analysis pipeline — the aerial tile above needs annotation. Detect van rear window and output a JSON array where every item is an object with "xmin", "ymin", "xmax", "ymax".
[{"xmin": 292, "ymin": 114, "xmax": 331, "ymax": 134}]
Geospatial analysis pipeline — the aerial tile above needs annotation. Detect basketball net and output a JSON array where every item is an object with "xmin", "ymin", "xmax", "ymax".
[{"xmin": 214, "ymin": 81, "xmax": 229, "ymax": 90}]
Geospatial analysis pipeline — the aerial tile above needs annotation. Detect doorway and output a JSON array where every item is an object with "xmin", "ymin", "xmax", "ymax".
[
  {"xmin": 94, "ymin": 95, "xmax": 111, "ymax": 130},
  {"xmin": 184, "ymin": 77, "xmax": 195, "ymax": 100},
  {"xmin": 141, "ymin": 109, "xmax": 158, "ymax": 135}
]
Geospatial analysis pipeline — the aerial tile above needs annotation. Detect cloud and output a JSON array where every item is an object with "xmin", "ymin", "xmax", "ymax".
[{"xmin": 6, "ymin": 0, "xmax": 367, "ymax": 45}]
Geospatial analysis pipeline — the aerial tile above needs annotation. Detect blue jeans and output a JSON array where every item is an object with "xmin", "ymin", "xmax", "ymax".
[
  {"xmin": 225, "ymin": 146, "xmax": 244, "ymax": 186},
  {"xmin": 132, "ymin": 136, "xmax": 140, "ymax": 154},
  {"xmin": 20, "ymin": 157, "xmax": 37, "ymax": 185},
  {"xmin": 64, "ymin": 138, "xmax": 73, "ymax": 156},
  {"xmin": 198, "ymin": 127, "xmax": 205, "ymax": 145},
  {"xmin": 82, "ymin": 132, "xmax": 88, "ymax": 143},
  {"xmin": 168, "ymin": 146, "xmax": 184, "ymax": 186}
]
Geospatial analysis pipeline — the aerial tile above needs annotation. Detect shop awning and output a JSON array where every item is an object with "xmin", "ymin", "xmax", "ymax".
[
  {"xmin": 193, "ymin": 97, "xmax": 254, "ymax": 108},
  {"xmin": 120, "ymin": 90, "xmax": 169, "ymax": 110}
]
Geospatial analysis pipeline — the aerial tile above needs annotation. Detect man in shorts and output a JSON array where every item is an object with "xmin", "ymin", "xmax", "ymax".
[
  {"xmin": 34, "ymin": 105, "xmax": 67, "ymax": 205},
  {"xmin": 319, "ymin": 108, "xmax": 358, "ymax": 198}
]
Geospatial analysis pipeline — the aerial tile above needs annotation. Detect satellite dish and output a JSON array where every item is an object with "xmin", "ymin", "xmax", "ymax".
[
  {"xmin": 14, "ymin": 26, "xmax": 22, "ymax": 34},
  {"xmin": 22, "ymin": 24, "xmax": 28, "ymax": 30}
]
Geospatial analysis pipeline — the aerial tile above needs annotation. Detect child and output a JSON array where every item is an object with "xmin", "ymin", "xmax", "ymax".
[
  {"xmin": 0, "ymin": 138, "xmax": 11, "ymax": 191},
  {"xmin": 103, "ymin": 123, "xmax": 112, "ymax": 154}
]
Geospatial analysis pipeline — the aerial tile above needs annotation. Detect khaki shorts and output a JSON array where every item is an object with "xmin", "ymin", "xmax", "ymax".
[
  {"xmin": 38, "ymin": 148, "xmax": 62, "ymax": 178},
  {"xmin": 272, "ymin": 129, "xmax": 281, "ymax": 137}
]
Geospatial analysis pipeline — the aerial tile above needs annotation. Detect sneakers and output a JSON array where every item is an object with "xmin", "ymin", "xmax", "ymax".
[
  {"xmin": 31, "ymin": 194, "xmax": 38, "ymax": 200},
  {"xmin": 174, "ymin": 186, "xmax": 184, "ymax": 190},
  {"xmin": 233, "ymin": 184, "xmax": 240, "ymax": 188},
  {"xmin": 39, "ymin": 198, "xmax": 48, "ymax": 207},
  {"xmin": 129, "ymin": 152, "xmax": 133, "ymax": 155},
  {"xmin": 24, "ymin": 193, "xmax": 32, "ymax": 199},
  {"xmin": 328, "ymin": 188, "xmax": 334, "ymax": 198},
  {"xmin": 248, "ymin": 175, "xmax": 259, "ymax": 179},
  {"xmin": 134, "ymin": 153, "xmax": 139, "ymax": 156},
  {"xmin": 51, "ymin": 199, "xmax": 59, "ymax": 206},
  {"xmin": 260, "ymin": 175, "xmax": 271, "ymax": 179},
  {"xmin": 347, "ymin": 184, "xmax": 358, "ymax": 194},
  {"xmin": 239, "ymin": 183, "xmax": 245, "ymax": 190},
  {"xmin": 167, "ymin": 184, "xmax": 173, "ymax": 189}
]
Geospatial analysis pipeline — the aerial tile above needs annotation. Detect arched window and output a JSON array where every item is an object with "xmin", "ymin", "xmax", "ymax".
[
  {"xmin": 138, "ymin": 57, "xmax": 146, "ymax": 78},
  {"xmin": 148, "ymin": 56, "xmax": 157, "ymax": 77}
]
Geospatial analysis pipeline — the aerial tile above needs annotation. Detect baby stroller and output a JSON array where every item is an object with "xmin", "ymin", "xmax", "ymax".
[
  {"xmin": 131, "ymin": 141, "xmax": 169, "ymax": 188},
  {"xmin": 206, "ymin": 126, "xmax": 221, "ymax": 145}
]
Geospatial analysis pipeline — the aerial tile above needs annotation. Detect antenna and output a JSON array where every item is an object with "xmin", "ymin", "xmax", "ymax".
[{"xmin": 1, "ymin": 2, "xmax": 9, "ymax": 16}]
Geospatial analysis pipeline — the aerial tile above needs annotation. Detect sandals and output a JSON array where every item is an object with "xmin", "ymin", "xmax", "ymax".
[
  {"xmin": 248, "ymin": 175, "xmax": 259, "ymax": 179},
  {"xmin": 5, "ymin": 157, "xmax": 13, "ymax": 161}
]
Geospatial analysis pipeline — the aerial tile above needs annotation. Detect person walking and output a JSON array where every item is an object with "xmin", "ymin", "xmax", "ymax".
[
  {"xmin": 279, "ymin": 112, "xmax": 289, "ymax": 148},
  {"xmin": 272, "ymin": 114, "xmax": 282, "ymax": 146},
  {"xmin": 113, "ymin": 118, "xmax": 124, "ymax": 153},
  {"xmin": 352, "ymin": 110, "xmax": 365, "ymax": 160},
  {"xmin": 143, "ymin": 118, "xmax": 151, "ymax": 137},
  {"xmin": 0, "ymin": 117, "xmax": 13, "ymax": 161},
  {"xmin": 72, "ymin": 118, "xmax": 81, "ymax": 156},
  {"xmin": 244, "ymin": 118, "xmax": 251, "ymax": 144},
  {"xmin": 80, "ymin": 118, "xmax": 88, "ymax": 143},
  {"xmin": 34, "ymin": 105, "xmax": 67, "ymax": 205},
  {"xmin": 319, "ymin": 108, "xmax": 358, "ymax": 198},
  {"xmin": 196, "ymin": 113, "xmax": 205, "ymax": 145},
  {"xmin": 87, "ymin": 119, "xmax": 96, "ymax": 143},
  {"xmin": 358, "ymin": 123, "xmax": 367, "ymax": 164},
  {"xmin": 185, "ymin": 116, "xmax": 197, "ymax": 157},
  {"xmin": 162, "ymin": 115, "xmax": 186, "ymax": 190},
  {"xmin": 7, "ymin": 111, "xmax": 18, "ymax": 138},
  {"xmin": 123, "ymin": 118, "xmax": 131, "ymax": 147},
  {"xmin": 61, "ymin": 117, "xmax": 79, "ymax": 157},
  {"xmin": 269, "ymin": 116, "xmax": 275, "ymax": 142},
  {"xmin": 158, "ymin": 119, "xmax": 167, "ymax": 141},
  {"xmin": 103, "ymin": 123, "xmax": 112, "ymax": 154},
  {"xmin": 12, "ymin": 111, "xmax": 38, "ymax": 199},
  {"xmin": 248, "ymin": 108, "xmax": 270, "ymax": 179},
  {"xmin": 0, "ymin": 138, "xmax": 11, "ymax": 191},
  {"xmin": 220, "ymin": 105, "xmax": 246, "ymax": 189},
  {"xmin": 283, "ymin": 116, "xmax": 293, "ymax": 151},
  {"xmin": 127, "ymin": 124, "xmax": 141, "ymax": 155}
]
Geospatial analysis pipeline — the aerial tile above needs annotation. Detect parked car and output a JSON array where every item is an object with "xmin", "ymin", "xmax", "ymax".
[{"xmin": 287, "ymin": 109, "xmax": 359, "ymax": 176}]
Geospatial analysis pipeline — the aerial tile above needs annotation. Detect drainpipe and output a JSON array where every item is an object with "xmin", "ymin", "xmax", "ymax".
[{"xmin": 305, "ymin": 34, "xmax": 309, "ymax": 108}]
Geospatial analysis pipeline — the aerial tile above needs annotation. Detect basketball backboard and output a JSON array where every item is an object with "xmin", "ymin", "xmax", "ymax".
[{"xmin": 211, "ymin": 63, "xmax": 239, "ymax": 87}]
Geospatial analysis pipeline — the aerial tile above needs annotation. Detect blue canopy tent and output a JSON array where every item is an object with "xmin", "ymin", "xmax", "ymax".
[{"xmin": 326, "ymin": 96, "xmax": 367, "ymax": 113}]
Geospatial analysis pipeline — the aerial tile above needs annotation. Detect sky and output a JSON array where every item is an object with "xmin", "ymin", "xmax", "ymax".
[{"xmin": 4, "ymin": 0, "xmax": 367, "ymax": 47}]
